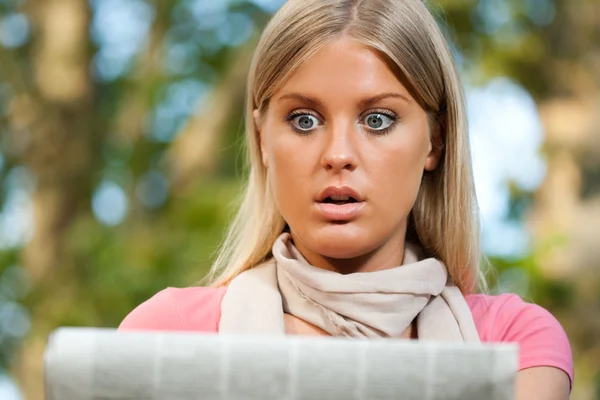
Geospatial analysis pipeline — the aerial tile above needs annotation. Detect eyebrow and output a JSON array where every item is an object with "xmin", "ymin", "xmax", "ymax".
[{"xmin": 276, "ymin": 92, "xmax": 413, "ymax": 108}]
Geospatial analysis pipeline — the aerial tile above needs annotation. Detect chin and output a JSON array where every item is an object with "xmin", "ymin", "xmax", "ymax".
[{"xmin": 302, "ymin": 223, "xmax": 376, "ymax": 259}]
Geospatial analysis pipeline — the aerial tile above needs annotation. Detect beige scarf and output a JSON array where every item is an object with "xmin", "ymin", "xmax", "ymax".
[{"xmin": 219, "ymin": 233, "xmax": 479, "ymax": 342}]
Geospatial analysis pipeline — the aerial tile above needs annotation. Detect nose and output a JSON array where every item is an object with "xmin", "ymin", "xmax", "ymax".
[{"xmin": 320, "ymin": 121, "xmax": 358, "ymax": 172}]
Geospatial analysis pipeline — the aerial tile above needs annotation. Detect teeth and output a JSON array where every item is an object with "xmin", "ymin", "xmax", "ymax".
[{"xmin": 330, "ymin": 195, "xmax": 350, "ymax": 201}]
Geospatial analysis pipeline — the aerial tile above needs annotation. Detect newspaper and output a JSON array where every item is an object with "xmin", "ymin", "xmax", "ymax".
[{"xmin": 44, "ymin": 327, "xmax": 518, "ymax": 400}]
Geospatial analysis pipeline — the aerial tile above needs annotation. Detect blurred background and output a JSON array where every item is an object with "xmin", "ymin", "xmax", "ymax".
[{"xmin": 0, "ymin": 0, "xmax": 598, "ymax": 398}]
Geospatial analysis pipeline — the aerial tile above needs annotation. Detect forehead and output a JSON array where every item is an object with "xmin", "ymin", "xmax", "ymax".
[{"xmin": 274, "ymin": 36, "xmax": 412, "ymax": 103}]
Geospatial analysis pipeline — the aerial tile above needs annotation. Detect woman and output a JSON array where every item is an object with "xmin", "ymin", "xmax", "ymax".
[{"xmin": 120, "ymin": 0, "xmax": 573, "ymax": 398}]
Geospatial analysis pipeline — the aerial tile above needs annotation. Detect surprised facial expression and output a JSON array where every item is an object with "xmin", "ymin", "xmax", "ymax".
[{"xmin": 256, "ymin": 36, "xmax": 440, "ymax": 271}]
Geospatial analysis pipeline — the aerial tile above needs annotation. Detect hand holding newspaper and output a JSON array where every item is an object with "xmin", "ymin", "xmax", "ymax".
[{"xmin": 44, "ymin": 328, "xmax": 518, "ymax": 400}]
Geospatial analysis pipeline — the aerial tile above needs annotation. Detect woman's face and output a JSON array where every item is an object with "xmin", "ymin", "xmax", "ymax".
[{"xmin": 255, "ymin": 36, "xmax": 440, "ymax": 272}]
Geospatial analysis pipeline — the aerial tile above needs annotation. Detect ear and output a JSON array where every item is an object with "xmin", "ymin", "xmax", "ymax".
[
  {"xmin": 253, "ymin": 109, "xmax": 269, "ymax": 168},
  {"xmin": 424, "ymin": 129, "xmax": 443, "ymax": 172}
]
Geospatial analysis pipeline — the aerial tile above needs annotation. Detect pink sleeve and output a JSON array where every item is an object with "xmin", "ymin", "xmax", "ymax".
[
  {"xmin": 119, "ymin": 288, "xmax": 183, "ymax": 331},
  {"xmin": 469, "ymin": 294, "xmax": 574, "ymax": 387},
  {"xmin": 118, "ymin": 287, "xmax": 226, "ymax": 332}
]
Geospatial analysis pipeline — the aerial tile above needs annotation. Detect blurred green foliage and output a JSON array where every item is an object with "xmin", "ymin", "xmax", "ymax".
[{"xmin": 0, "ymin": 0, "xmax": 598, "ymax": 398}]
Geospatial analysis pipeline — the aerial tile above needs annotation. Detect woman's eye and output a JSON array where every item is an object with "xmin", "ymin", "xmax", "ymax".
[
  {"xmin": 291, "ymin": 114, "xmax": 319, "ymax": 132},
  {"xmin": 363, "ymin": 113, "xmax": 395, "ymax": 131}
]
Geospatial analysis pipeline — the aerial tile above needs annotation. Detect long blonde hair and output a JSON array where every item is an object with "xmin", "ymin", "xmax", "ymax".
[{"xmin": 206, "ymin": 0, "xmax": 484, "ymax": 293}]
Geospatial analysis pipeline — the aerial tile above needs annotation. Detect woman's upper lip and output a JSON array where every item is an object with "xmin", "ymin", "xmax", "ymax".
[{"xmin": 316, "ymin": 186, "xmax": 365, "ymax": 202}]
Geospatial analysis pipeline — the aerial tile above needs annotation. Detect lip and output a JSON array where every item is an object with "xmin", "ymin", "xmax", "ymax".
[
  {"xmin": 315, "ymin": 186, "xmax": 366, "ymax": 221},
  {"xmin": 315, "ymin": 202, "xmax": 366, "ymax": 221},
  {"xmin": 316, "ymin": 186, "xmax": 365, "ymax": 203}
]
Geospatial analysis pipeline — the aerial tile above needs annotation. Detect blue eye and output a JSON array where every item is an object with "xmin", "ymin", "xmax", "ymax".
[
  {"xmin": 363, "ymin": 113, "xmax": 395, "ymax": 131},
  {"xmin": 289, "ymin": 113, "xmax": 319, "ymax": 133}
]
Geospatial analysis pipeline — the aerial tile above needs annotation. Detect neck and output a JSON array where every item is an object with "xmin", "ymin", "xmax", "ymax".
[{"xmin": 289, "ymin": 228, "xmax": 408, "ymax": 274}]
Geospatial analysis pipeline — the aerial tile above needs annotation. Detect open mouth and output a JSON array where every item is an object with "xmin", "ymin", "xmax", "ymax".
[
  {"xmin": 316, "ymin": 192, "xmax": 365, "ymax": 220},
  {"xmin": 322, "ymin": 195, "xmax": 358, "ymax": 205}
]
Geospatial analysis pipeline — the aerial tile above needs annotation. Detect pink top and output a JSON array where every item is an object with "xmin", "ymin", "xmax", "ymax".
[{"xmin": 119, "ymin": 287, "xmax": 574, "ymax": 386}]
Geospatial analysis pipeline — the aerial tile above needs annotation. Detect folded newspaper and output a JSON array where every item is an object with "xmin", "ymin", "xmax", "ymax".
[{"xmin": 44, "ymin": 328, "xmax": 518, "ymax": 400}]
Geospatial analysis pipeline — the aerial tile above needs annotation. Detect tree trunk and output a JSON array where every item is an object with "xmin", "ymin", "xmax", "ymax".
[
  {"xmin": 167, "ymin": 42, "xmax": 256, "ymax": 194},
  {"xmin": 526, "ymin": 2, "xmax": 600, "ymax": 397},
  {"xmin": 10, "ymin": 1, "xmax": 100, "ymax": 398}
]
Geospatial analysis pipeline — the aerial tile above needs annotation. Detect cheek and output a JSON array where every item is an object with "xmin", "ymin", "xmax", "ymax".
[
  {"xmin": 268, "ymin": 137, "xmax": 310, "ymax": 183},
  {"xmin": 372, "ymin": 153, "xmax": 424, "ymax": 204},
  {"xmin": 265, "ymin": 134, "xmax": 314, "ymax": 219},
  {"xmin": 368, "ymin": 128, "xmax": 430, "ymax": 211}
]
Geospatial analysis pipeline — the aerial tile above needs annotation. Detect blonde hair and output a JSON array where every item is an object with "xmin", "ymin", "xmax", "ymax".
[{"xmin": 206, "ymin": 0, "xmax": 485, "ymax": 293}]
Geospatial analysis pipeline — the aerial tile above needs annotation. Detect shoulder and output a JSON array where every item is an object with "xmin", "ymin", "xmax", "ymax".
[
  {"xmin": 465, "ymin": 293, "xmax": 569, "ymax": 345},
  {"xmin": 466, "ymin": 293, "xmax": 573, "ymax": 386},
  {"xmin": 118, "ymin": 286, "xmax": 227, "ymax": 332}
]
